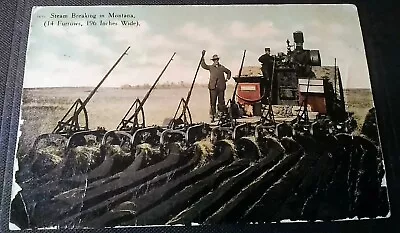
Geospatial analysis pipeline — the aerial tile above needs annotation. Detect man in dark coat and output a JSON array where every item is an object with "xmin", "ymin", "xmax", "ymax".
[
  {"xmin": 258, "ymin": 47, "xmax": 274, "ymax": 97},
  {"xmin": 201, "ymin": 50, "xmax": 231, "ymax": 122},
  {"xmin": 258, "ymin": 47, "xmax": 274, "ymax": 80}
]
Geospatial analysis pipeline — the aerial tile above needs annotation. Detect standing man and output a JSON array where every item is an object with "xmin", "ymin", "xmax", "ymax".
[
  {"xmin": 258, "ymin": 47, "xmax": 274, "ymax": 97},
  {"xmin": 258, "ymin": 47, "xmax": 274, "ymax": 80},
  {"xmin": 201, "ymin": 50, "xmax": 231, "ymax": 122}
]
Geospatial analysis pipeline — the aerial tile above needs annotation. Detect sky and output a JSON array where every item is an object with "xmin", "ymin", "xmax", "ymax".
[{"xmin": 23, "ymin": 4, "xmax": 371, "ymax": 89}]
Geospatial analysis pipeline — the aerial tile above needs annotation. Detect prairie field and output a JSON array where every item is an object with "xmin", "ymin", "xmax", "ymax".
[{"xmin": 16, "ymin": 86, "xmax": 374, "ymax": 156}]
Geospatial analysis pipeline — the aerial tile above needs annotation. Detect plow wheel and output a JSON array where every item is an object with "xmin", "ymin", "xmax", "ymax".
[
  {"xmin": 255, "ymin": 124, "xmax": 277, "ymax": 140},
  {"xmin": 160, "ymin": 129, "xmax": 187, "ymax": 146},
  {"xmin": 211, "ymin": 127, "xmax": 233, "ymax": 144},
  {"xmin": 233, "ymin": 123, "xmax": 253, "ymax": 141},
  {"xmin": 212, "ymin": 139, "xmax": 236, "ymax": 159},
  {"xmin": 131, "ymin": 127, "xmax": 162, "ymax": 148},
  {"xmin": 67, "ymin": 129, "xmax": 107, "ymax": 149},
  {"xmin": 259, "ymin": 136, "xmax": 285, "ymax": 158},
  {"xmin": 101, "ymin": 130, "xmax": 135, "ymax": 174},
  {"xmin": 186, "ymin": 124, "xmax": 211, "ymax": 144},
  {"xmin": 66, "ymin": 134, "xmax": 86, "ymax": 148},
  {"xmin": 235, "ymin": 136, "xmax": 261, "ymax": 161},
  {"xmin": 101, "ymin": 130, "xmax": 133, "ymax": 154}
]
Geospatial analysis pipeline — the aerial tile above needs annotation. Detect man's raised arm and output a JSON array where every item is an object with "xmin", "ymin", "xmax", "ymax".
[{"xmin": 200, "ymin": 50, "xmax": 210, "ymax": 70}]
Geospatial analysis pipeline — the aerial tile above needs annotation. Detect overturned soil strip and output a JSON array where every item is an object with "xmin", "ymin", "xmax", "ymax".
[
  {"xmin": 32, "ymin": 144, "xmax": 191, "ymax": 227},
  {"xmin": 24, "ymin": 150, "xmax": 144, "ymax": 226},
  {"xmin": 28, "ymin": 146, "xmax": 146, "ymax": 201},
  {"xmin": 93, "ymin": 152, "xmax": 242, "ymax": 227},
  {"xmin": 297, "ymin": 135, "xmax": 355, "ymax": 221},
  {"xmin": 23, "ymin": 147, "xmax": 140, "ymax": 223},
  {"xmin": 241, "ymin": 136, "xmax": 325, "ymax": 222},
  {"xmin": 48, "ymin": 142, "xmax": 212, "ymax": 227},
  {"xmin": 204, "ymin": 147, "xmax": 304, "ymax": 224},
  {"xmin": 273, "ymin": 138, "xmax": 341, "ymax": 221},
  {"xmin": 15, "ymin": 132, "xmax": 389, "ymax": 228},
  {"xmin": 18, "ymin": 146, "xmax": 101, "ymax": 223},
  {"xmin": 26, "ymin": 146, "xmax": 64, "ymax": 178},
  {"xmin": 352, "ymin": 136, "xmax": 384, "ymax": 218},
  {"xmin": 132, "ymin": 161, "xmax": 251, "ymax": 226},
  {"xmin": 167, "ymin": 139, "xmax": 285, "ymax": 225},
  {"xmin": 242, "ymin": 152, "xmax": 320, "ymax": 222},
  {"xmin": 346, "ymin": 136, "xmax": 364, "ymax": 217},
  {"xmin": 312, "ymin": 158, "xmax": 349, "ymax": 220},
  {"xmin": 305, "ymin": 136, "xmax": 356, "ymax": 221},
  {"xmin": 20, "ymin": 144, "xmax": 103, "ymax": 189},
  {"xmin": 299, "ymin": 156, "xmax": 338, "ymax": 220},
  {"xmin": 78, "ymin": 142, "xmax": 234, "ymax": 227},
  {"xmin": 53, "ymin": 144, "xmax": 183, "ymax": 207},
  {"xmin": 19, "ymin": 155, "xmax": 69, "ymax": 191}
]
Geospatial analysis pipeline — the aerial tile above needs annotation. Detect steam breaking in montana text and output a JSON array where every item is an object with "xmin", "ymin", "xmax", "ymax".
[{"xmin": 50, "ymin": 12, "xmax": 136, "ymax": 19}]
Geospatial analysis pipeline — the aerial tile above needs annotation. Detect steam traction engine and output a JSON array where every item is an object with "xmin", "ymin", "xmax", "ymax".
[{"xmin": 233, "ymin": 31, "xmax": 356, "ymax": 135}]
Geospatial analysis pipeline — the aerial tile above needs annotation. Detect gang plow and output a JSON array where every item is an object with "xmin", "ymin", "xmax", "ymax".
[
  {"xmin": 10, "ymin": 107, "xmax": 389, "ymax": 229},
  {"xmin": 11, "ymin": 125, "xmax": 387, "ymax": 228},
  {"xmin": 11, "ymin": 32, "xmax": 389, "ymax": 229}
]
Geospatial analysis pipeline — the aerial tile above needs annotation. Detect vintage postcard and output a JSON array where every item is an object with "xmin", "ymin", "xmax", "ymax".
[{"xmin": 9, "ymin": 4, "xmax": 391, "ymax": 230}]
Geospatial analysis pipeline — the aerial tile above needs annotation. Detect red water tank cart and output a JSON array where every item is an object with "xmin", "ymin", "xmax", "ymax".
[
  {"xmin": 237, "ymin": 83, "xmax": 261, "ymax": 105},
  {"xmin": 236, "ymin": 83, "xmax": 262, "ymax": 116}
]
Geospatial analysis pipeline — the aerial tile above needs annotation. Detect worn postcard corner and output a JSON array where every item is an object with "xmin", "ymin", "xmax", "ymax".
[{"xmin": 9, "ymin": 4, "xmax": 391, "ymax": 230}]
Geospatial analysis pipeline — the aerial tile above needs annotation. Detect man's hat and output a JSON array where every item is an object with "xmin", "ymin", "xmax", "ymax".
[
  {"xmin": 211, "ymin": 54, "xmax": 220, "ymax": 60},
  {"xmin": 265, "ymin": 47, "xmax": 271, "ymax": 52}
]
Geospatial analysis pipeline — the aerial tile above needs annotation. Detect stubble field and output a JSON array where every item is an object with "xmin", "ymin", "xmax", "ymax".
[{"xmin": 16, "ymin": 86, "xmax": 374, "ymax": 156}]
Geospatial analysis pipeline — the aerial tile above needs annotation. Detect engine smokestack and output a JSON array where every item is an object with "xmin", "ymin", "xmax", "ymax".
[{"xmin": 293, "ymin": 31, "xmax": 304, "ymax": 50}]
